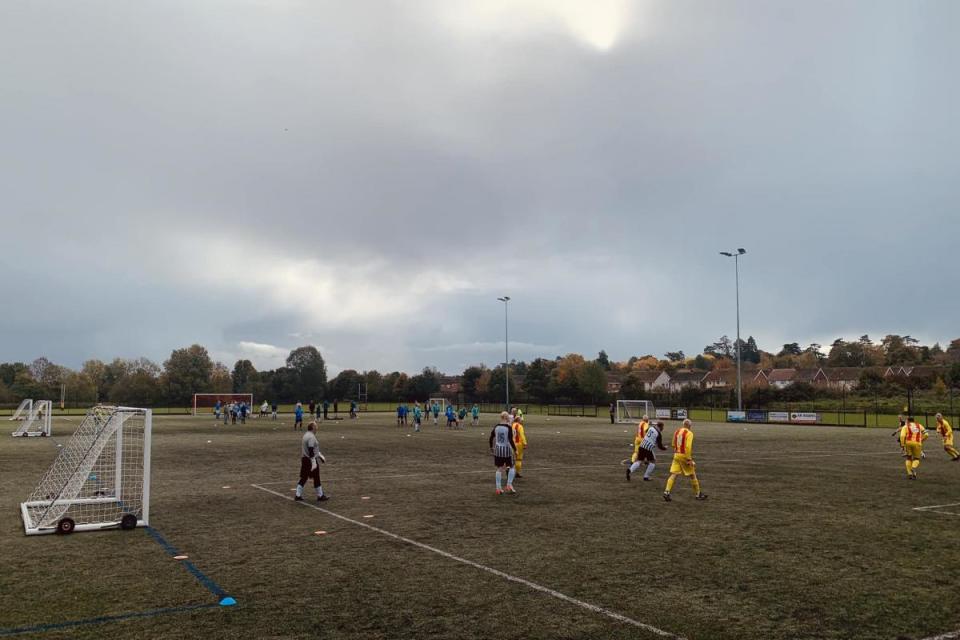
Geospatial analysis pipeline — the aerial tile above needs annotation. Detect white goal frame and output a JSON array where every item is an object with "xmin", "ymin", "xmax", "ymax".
[
  {"xmin": 616, "ymin": 400, "xmax": 655, "ymax": 424},
  {"xmin": 21, "ymin": 405, "xmax": 151, "ymax": 535},
  {"xmin": 193, "ymin": 393, "xmax": 253, "ymax": 416},
  {"xmin": 11, "ymin": 400, "xmax": 52, "ymax": 437},
  {"xmin": 428, "ymin": 397, "xmax": 447, "ymax": 412},
  {"xmin": 10, "ymin": 399, "xmax": 33, "ymax": 421}
]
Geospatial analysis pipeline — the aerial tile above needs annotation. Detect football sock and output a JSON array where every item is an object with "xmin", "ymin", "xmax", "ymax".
[
  {"xmin": 644, "ymin": 463, "xmax": 655, "ymax": 479},
  {"xmin": 905, "ymin": 459, "xmax": 913, "ymax": 475},
  {"xmin": 665, "ymin": 474, "xmax": 676, "ymax": 492},
  {"xmin": 495, "ymin": 470, "xmax": 502, "ymax": 491},
  {"xmin": 947, "ymin": 446, "xmax": 959, "ymax": 458},
  {"xmin": 296, "ymin": 484, "xmax": 304, "ymax": 497},
  {"xmin": 507, "ymin": 468, "xmax": 516, "ymax": 486},
  {"xmin": 515, "ymin": 459, "xmax": 522, "ymax": 473},
  {"xmin": 316, "ymin": 485, "xmax": 324, "ymax": 497},
  {"xmin": 912, "ymin": 459, "xmax": 921, "ymax": 469},
  {"xmin": 629, "ymin": 461, "xmax": 642, "ymax": 475},
  {"xmin": 691, "ymin": 477, "xmax": 701, "ymax": 495}
]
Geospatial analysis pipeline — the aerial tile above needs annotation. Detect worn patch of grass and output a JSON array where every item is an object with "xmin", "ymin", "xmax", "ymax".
[{"xmin": 1, "ymin": 413, "xmax": 958, "ymax": 639}]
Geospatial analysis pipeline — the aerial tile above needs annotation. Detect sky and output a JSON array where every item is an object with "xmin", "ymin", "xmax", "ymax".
[{"xmin": 2, "ymin": 0, "xmax": 958, "ymax": 375}]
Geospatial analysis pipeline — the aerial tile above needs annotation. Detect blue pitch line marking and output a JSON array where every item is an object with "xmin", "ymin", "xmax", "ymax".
[
  {"xmin": 0, "ymin": 603, "xmax": 221, "ymax": 637},
  {"xmin": 145, "ymin": 526, "xmax": 237, "ymax": 607}
]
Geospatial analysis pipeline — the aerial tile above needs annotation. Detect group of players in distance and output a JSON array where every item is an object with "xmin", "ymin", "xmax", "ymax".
[
  {"xmin": 625, "ymin": 416, "xmax": 707, "ymax": 502},
  {"xmin": 396, "ymin": 401, "xmax": 480, "ymax": 431},
  {"xmin": 896, "ymin": 413, "xmax": 958, "ymax": 479},
  {"xmin": 288, "ymin": 408, "xmax": 956, "ymax": 506}
]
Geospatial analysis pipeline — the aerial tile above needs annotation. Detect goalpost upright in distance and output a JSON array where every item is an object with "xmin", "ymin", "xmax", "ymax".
[
  {"xmin": 193, "ymin": 393, "xmax": 253, "ymax": 416},
  {"xmin": 616, "ymin": 400, "xmax": 655, "ymax": 424}
]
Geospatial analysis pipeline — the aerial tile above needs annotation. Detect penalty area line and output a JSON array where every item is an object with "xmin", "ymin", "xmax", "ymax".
[
  {"xmin": 0, "ymin": 603, "xmax": 221, "ymax": 637},
  {"xmin": 920, "ymin": 628, "xmax": 960, "ymax": 640},
  {"xmin": 251, "ymin": 483, "xmax": 685, "ymax": 639}
]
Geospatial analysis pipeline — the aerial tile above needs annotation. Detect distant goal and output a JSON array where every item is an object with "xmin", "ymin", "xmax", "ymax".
[
  {"xmin": 616, "ymin": 400, "xmax": 655, "ymax": 424},
  {"xmin": 428, "ymin": 397, "xmax": 448, "ymax": 412},
  {"xmin": 11, "ymin": 400, "xmax": 52, "ymax": 437},
  {"xmin": 193, "ymin": 393, "xmax": 253, "ymax": 416}
]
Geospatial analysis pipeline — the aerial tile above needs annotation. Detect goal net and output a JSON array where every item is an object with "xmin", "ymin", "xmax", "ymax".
[
  {"xmin": 10, "ymin": 399, "xmax": 33, "ymax": 421},
  {"xmin": 12, "ymin": 400, "xmax": 52, "ymax": 437},
  {"xmin": 193, "ymin": 393, "xmax": 253, "ymax": 416},
  {"xmin": 428, "ymin": 397, "xmax": 447, "ymax": 412},
  {"xmin": 21, "ymin": 405, "xmax": 151, "ymax": 535},
  {"xmin": 616, "ymin": 400, "xmax": 655, "ymax": 424}
]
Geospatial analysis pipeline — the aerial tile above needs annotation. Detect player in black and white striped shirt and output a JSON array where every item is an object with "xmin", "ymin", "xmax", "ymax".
[
  {"xmin": 627, "ymin": 421, "xmax": 667, "ymax": 481},
  {"xmin": 489, "ymin": 412, "xmax": 518, "ymax": 495}
]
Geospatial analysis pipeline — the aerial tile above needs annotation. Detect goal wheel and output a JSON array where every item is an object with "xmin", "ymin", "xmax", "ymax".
[
  {"xmin": 120, "ymin": 514, "xmax": 138, "ymax": 530},
  {"xmin": 56, "ymin": 518, "xmax": 76, "ymax": 535}
]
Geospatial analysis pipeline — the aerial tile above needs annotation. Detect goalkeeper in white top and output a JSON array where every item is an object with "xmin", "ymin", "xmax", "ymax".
[{"xmin": 296, "ymin": 422, "xmax": 329, "ymax": 502}]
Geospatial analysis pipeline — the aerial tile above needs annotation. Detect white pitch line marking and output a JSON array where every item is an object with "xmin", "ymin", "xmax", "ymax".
[
  {"xmin": 920, "ymin": 628, "xmax": 960, "ymax": 640},
  {"xmin": 251, "ymin": 483, "xmax": 684, "ymax": 639}
]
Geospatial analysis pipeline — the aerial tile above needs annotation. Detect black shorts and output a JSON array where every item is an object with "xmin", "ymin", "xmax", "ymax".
[
  {"xmin": 494, "ymin": 455, "xmax": 514, "ymax": 468},
  {"xmin": 299, "ymin": 456, "xmax": 321, "ymax": 486},
  {"xmin": 636, "ymin": 447, "xmax": 657, "ymax": 463}
]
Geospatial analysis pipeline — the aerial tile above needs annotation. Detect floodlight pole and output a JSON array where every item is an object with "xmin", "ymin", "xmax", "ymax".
[
  {"xmin": 498, "ymin": 296, "xmax": 511, "ymax": 410},
  {"xmin": 720, "ymin": 249, "xmax": 746, "ymax": 411}
]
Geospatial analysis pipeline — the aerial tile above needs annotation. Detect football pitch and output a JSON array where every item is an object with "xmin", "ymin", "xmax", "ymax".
[{"xmin": 1, "ymin": 413, "xmax": 958, "ymax": 640}]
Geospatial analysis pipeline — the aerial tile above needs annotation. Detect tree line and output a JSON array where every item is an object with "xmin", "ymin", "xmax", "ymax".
[{"xmin": 1, "ymin": 334, "xmax": 958, "ymax": 408}]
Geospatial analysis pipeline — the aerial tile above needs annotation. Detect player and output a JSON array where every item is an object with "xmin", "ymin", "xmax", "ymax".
[
  {"xmin": 627, "ymin": 421, "xmax": 666, "ymax": 481},
  {"xmin": 458, "ymin": 406, "xmax": 468, "ymax": 429},
  {"xmin": 628, "ymin": 414, "xmax": 651, "ymax": 474},
  {"xmin": 322, "ymin": 399, "xmax": 330, "ymax": 420},
  {"xmin": 294, "ymin": 402, "xmax": 304, "ymax": 431},
  {"xmin": 445, "ymin": 404, "xmax": 457, "ymax": 428},
  {"xmin": 900, "ymin": 416, "xmax": 928, "ymax": 479},
  {"xmin": 489, "ymin": 412, "xmax": 518, "ymax": 495},
  {"xmin": 396, "ymin": 403, "xmax": 404, "ymax": 426},
  {"xmin": 432, "ymin": 402, "xmax": 440, "ymax": 426},
  {"xmin": 260, "ymin": 400, "xmax": 269, "ymax": 418},
  {"xmin": 471, "ymin": 404, "xmax": 480, "ymax": 426},
  {"xmin": 512, "ymin": 415, "xmax": 528, "ymax": 477},
  {"xmin": 935, "ymin": 413, "xmax": 959, "ymax": 461},
  {"xmin": 664, "ymin": 419, "xmax": 707, "ymax": 502},
  {"xmin": 214, "ymin": 400, "xmax": 222, "ymax": 421},
  {"xmin": 295, "ymin": 422, "xmax": 329, "ymax": 502},
  {"xmin": 413, "ymin": 402, "xmax": 423, "ymax": 432},
  {"xmin": 350, "ymin": 400, "xmax": 358, "ymax": 420},
  {"xmin": 271, "ymin": 401, "xmax": 278, "ymax": 420}
]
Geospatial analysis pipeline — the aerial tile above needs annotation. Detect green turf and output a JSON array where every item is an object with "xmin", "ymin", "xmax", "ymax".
[{"xmin": 1, "ymin": 413, "xmax": 958, "ymax": 639}]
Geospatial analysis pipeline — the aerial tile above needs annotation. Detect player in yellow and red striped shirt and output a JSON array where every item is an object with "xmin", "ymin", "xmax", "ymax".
[
  {"xmin": 664, "ymin": 419, "xmax": 707, "ymax": 502},
  {"xmin": 935, "ymin": 414, "xmax": 959, "ymax": 461},
  {"xmin": 899, "ymin": 417, "xmax": 928, "ymax": 479}
]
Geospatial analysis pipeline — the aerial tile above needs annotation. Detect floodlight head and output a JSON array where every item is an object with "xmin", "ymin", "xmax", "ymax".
[
  {"xmin": 720, "ymin": 252, "xmax": 733, "ymax": 257},
  {"xmin": 498, "ymin": 296, "xmax": 510, "ymax": 302},
  {"xmin": 737, "ymin": 248, "xmax": 746, "ymax": 255}
]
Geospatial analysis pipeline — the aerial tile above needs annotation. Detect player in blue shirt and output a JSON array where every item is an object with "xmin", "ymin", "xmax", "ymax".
[
  {"xmin": 471, "ymin": 404, "xmax": 480, "ymax": 427},
  {"xmin": 396, "ymin": 403, "xmax": 404, "ymax": 426},
  {"xmin": 432, "ymin": 402, "xmax": 440, "ymax": 426},
  {"xmin": 445, "ymin": 404, "xmax": 457, "ymax": 429},
  {"xmin": 294, "ymin": 402, "xmax": 304, "ymax": 431},
  {"xmin": 413, "ymin": 403, "xmax": 422, "ymax": 432}
]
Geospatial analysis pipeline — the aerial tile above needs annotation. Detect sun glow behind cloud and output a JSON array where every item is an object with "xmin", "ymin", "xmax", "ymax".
[{"xmin": 436, "ymin": 0, "xmax": 636, "ymax": 51}]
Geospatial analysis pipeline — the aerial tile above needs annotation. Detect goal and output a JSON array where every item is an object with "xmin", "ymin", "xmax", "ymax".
[
  {"xmin": 10, "ymin": 399, "xmax": 33, "ymax": 421},
  {"xmin": 21, "ymin": 405, "xmax": 151, "ymax": 535},
  {"xmin": 193, "ymin": 393, "xmax": 253, "ymax": 416},
  {"xmin": 11, "ymin": 400, "xmax": 52, "ymax": 437},
  {"xmin": 616, "ymin": 400, "xmax": 655, "ymax": 424},
  {"xmin": 428, "ymin": 397, "xmax": 447, "ymax": 412}
]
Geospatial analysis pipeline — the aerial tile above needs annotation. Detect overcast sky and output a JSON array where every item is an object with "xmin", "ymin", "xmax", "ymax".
[{"xmin": 2, "ymin": 1, "xmax": 957, "ymax": 375}]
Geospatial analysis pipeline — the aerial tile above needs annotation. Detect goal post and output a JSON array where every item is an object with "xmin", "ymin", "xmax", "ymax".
[
  {"xmin": 428, "ymin": 397, "xmax": 447, "ymax": 412},
  {"xmin": 616, "ymin": 400, "xmax": 655, "ymax": 424},
  {"xmin": 10, "ymin": 399, "xmax": 33, "ymax": 421},
  {"xmin": 11, "ymin": 400, "xmax": 52, "ymax": 437},
  {"xmin": 193, "ymin": 393, "xmax": 253, "ymax": 416},
  {"xmin": 21, "ymin": 405, "xmax": 151, "ymax": 535}
]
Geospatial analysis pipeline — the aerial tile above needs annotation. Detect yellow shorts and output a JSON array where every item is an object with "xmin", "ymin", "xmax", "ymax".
[
  {"xmin": 670, "ymin": 456, "xmax": 696, "ymax": 476},
  {"xmin": 943, "ymin": 437, "xmax": 954, "ymax": 448},
  {"xmin": 903, "ymin": 442, "xmax": 922, "ymax": 460}
]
